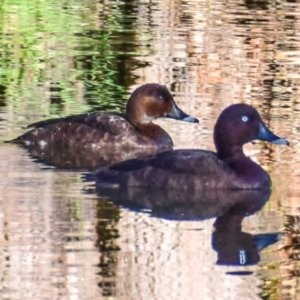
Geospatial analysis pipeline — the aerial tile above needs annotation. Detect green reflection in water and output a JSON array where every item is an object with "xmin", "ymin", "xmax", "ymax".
[
  {"xmin": 0, "ymin": 0, "xmax": 143, "ymax": 118},
  {"xmin": 76, "ymin": 1, "xmax": 151, "ymax": 113},
  {"xmin": 0, "ymin": 0, "xmax": 84, "ymax": 114}
]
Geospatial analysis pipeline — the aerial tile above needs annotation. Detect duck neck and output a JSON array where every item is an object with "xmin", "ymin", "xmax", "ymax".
[
  {"xmin": 135, "ymin": 122, "xmax": 173, "ymax": 147},
  {"xmin": 217, "ymin": 144, "xmax": 244, "ymax": 161},
  {"xmin": 217, "ymin": 145, "xmax": 271, "ymax": 188}
]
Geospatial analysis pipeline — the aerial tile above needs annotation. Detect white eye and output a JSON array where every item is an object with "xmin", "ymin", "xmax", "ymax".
[{"xmin": 241, "ymin": 115, "xmax": 249, "ymax": 122}]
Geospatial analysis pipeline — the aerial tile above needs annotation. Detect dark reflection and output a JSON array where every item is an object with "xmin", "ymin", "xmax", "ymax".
[
  {"xmin": 95, "ymin": 199, "xmax": 120, "ymax": 297},
  {"xmin": 0, "ymin": 85, "xmax": 6, "ymax": 107},
  {"xmin": 94, "ymin": 187, "xmax": 270, "ymax": 221},
  {"xmin": 22, "ymin": 144, "xmax": 167, "ymax": 171},
  {"xmin": 213, "ymin": 195, "xmax": 279, "ymax": 266},
  {"xmin": 92, "ymin": 186, "xmax": 280, "ymax": 270},
  {"xmin": 49, "ymin": 82, "xmax": 64, "ymax": 106},
  {"xmin": 244, "ymin": 0, "xmax": 269, "ymax": 10}
]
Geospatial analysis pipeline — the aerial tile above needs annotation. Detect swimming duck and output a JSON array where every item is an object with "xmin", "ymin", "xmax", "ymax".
[
  {"xmin": 7, "ymin": 84, "xmax": 198, "ymax": 149},
  {"xmin": 87, "ymin": 103, "xmax": 288, "ymax": 190}
]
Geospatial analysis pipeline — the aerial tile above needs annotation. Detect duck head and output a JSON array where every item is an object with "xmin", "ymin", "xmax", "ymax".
[
  {"xmin": 125, "ymin": 84, "xmax": 199, "ymax": 126},
  {"xmin": 213, "ymin": 103, "xmax": 289, "ymax": 159}
]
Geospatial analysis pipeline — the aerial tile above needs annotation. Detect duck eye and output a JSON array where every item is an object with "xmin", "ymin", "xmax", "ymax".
[
  {"xmin": 158, "ymin": 95, "xmax": 163, "ymax": 100},
  {"xmin": 241, "ymin": 115, "xmax": 249, "ymax": 122}
]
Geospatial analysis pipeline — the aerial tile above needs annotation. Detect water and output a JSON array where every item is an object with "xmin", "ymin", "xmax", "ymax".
[{"xmin": 0, "ymin": 0, "xmax": 299, "ymax": 299}]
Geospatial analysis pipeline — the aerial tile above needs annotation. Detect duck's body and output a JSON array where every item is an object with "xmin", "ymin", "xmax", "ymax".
[
  {"xmin": 7, "ymin": 84, "xmax": 198, "ymax": 149},
  {"xmin": 16, "ymin": 113, "xmax": 173, "ymax": 149},
  {"xmin": 89, "ymin": 149, "xmax": 271, "ymax": 190},
  {"xmin": 87, "ymin": 103, "xmax": 288, "ymax": 190}
]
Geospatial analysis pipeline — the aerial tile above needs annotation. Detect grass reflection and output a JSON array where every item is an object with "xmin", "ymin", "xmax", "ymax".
[{"xmin": 0, "ymin": 0, "xmax": 141, "ymax": 119}]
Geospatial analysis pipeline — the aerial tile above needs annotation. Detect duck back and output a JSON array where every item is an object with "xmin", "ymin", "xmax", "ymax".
[
  {"xmin": 91, "ymin": 149, "xmax": 271, "ymax": 190},
  {"xmin": 8, "ymin": 113, "xmax": 173, "ymax": 149}
]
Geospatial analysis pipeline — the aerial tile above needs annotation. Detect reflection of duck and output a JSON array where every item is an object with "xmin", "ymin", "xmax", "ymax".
[
  {"xmin": 86, "ymin": 103, "xmax": 288, "ymax": 190},
  {"xmin": 7, "ymin": 84, "xmax": 198, "ymax": 149},
  {"xmin": 92, "ymin": 185, "xmax": 278, "ymax": 266},
  {"xmin": 212, "ymin": 193, "xmax": 279, "ymax": 266},
  {"xmin": 92, "ymin": 186, "xmax": 271, "ymax": 221}
]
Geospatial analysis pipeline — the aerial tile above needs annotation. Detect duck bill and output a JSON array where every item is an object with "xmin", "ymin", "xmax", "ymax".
[
  {"xmin": 166, "ymin": 101, "xmax": 199, "ymax": 123},
  {"xmin": 256, "ymin": 122, "xmax": 289, "ymax": 145}
]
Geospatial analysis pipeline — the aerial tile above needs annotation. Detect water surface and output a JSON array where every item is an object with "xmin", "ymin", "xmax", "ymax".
[{"xmin": 0, "ymin": 0, "xmax": 300, "ymax": 299}]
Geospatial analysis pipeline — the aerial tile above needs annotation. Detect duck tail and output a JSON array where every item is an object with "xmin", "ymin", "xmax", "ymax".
[{"xmin": 3, "ymin": 136, "xmax": 24, "ymax": 144}]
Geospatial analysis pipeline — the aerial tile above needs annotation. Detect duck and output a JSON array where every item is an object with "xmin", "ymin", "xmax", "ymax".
[
  {"xmin": 6, "ymin": 83, "xmax": 199, "ymax": 149},
  {"xmin": 86, "ymin": 103, "xmax": 288, "ymax": 190}
]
